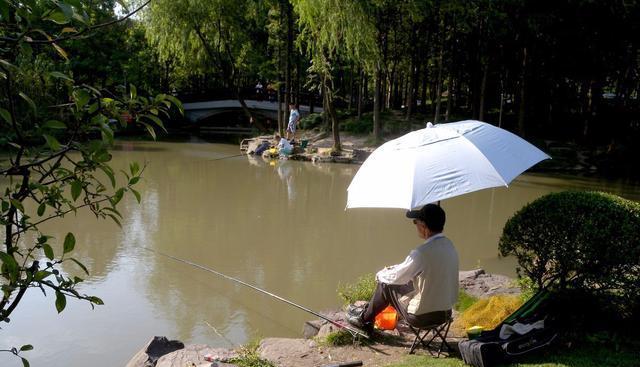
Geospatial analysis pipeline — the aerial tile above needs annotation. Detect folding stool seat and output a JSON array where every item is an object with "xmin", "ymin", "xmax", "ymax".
[{"xmin": 407, "ymin": 311, "xmax": 453, "ymax": 356}]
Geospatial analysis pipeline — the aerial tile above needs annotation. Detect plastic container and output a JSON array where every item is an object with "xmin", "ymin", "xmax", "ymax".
[
  {"xmin": 466, "ymin": 325, "xmax": 484, "ymax": 339},
  {"xmin": 374, "ymin": 305, "xmax": 398, "ymax": 330}
]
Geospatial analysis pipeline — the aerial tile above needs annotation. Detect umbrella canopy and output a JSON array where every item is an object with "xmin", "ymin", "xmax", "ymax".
[{"xmin": 347, "ymin": 120, "xmax": 551, "ymax": 210}]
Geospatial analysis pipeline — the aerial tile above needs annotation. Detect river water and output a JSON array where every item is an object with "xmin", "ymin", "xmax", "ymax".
[{"xmin": 1, "ymin": 140, "xmax": 639, "ymax": 366}]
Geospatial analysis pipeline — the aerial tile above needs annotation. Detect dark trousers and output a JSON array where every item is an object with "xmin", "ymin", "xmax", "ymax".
[{"xmin": 362, "ymin": 282, "xmax": 451, "ymax": 327}]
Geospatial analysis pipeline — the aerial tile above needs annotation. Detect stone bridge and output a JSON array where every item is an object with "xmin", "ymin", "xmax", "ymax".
[{"xmin": 183, "ymin": 99, "xmax": 322, "ymax": 123}]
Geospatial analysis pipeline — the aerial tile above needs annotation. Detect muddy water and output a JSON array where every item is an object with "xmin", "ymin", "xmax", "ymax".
[{"xmin": 1, "ymin": 140, "xmax": 639, "ymax": 367}]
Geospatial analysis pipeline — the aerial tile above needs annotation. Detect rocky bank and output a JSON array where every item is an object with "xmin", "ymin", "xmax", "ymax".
[{"xmin": 126, "ymin": 269, "xmax": 519, "ymax": 367}]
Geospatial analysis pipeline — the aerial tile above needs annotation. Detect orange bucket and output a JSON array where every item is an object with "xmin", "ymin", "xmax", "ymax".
[{"xmin": 374, "ymin": 305, "xmax": 398, "ymax": 330}]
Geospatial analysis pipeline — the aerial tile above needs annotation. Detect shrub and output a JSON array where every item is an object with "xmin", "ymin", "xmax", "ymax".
[
  {"xmin": 299, "ymin": 113, "xmax": 324, "ymax": 129},
  {"xmin": 499, "ymin": 191, "xmax": 640, "ymax": 318},
  {"xmin": 337, "ymin": 273, "xmax": 376, "ymax": 305}
]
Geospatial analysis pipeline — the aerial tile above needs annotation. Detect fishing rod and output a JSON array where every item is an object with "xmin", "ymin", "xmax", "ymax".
[
  {"xmin": 145, "ymin": 248, "xmax": 370, "ymax": 340},
  {"xmin": 208, "ymin": 153, "xmax": 247, "ymax": 161}
]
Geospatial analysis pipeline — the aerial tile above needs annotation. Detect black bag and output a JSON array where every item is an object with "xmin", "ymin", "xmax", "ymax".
[{"xmin": 459, "ymin": 290, "xmax": 558, "ymax": 367}]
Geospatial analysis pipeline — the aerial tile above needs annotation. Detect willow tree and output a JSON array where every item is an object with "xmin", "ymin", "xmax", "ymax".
[
  {"xmin": 293, "ymin": 0, "xmax": 375, "ymax": 151},
  {"xmin": 143, "ymin": 0, "xmax": 269, "ymax": 130}
]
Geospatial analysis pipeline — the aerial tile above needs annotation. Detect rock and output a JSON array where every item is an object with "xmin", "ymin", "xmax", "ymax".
[
  {"xmin": 352, "ymin": 149, "xmax": 372, "ymax": 164},
  {"xmin": 126, "ymin": 336, "xmax": 184, "ymax": 367},
  {"xmin": 155, "ymin": 345, "xmax": 238, "ymax": 367},
  {"xmin": 303, "ymin": 320, "xmax": 323, "ymax": 339},
  {"xmin": 459, "ymin": 269, "xmax": 485, "ymax": 280},
  {"xmin": 258, "ymin": 338, "xmax": 317, "ymax": 367},
  {"xmin": 317, "ymin": 323, "xmax": 339, "ymax": 338},
  {"xmin": 459, "ymin": 272, "xmax": 521, "ymax": 298}
]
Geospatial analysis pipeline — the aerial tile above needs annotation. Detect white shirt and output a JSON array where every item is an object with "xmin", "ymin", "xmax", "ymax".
[
  {"xmin": 277, "ymin": 138, "xmax": 292, "ymax": 150},
  {"xmin": 376, "ymin": 233, "xmax": 445, "ymax": 284}
]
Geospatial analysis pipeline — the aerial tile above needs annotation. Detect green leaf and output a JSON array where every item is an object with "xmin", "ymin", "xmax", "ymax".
[
  {"xmin": 10, "ymin": 199, "xmax": 24, "ymax": 213},
  {"xmin": 21, "ymin": 357, "xmax": 30, "ymax": 367},
  {"xmin": 73, "ymin": 89, "xmax": 90, "ymax": 109},
  {"xmin": 130, "ymin": 84, "xmax": 137, "ymax": 99},
  {"xmin": 129, "ymin": 162, "xmax": 140, "ymax": 176},
  {"xmin": 69, "ymin": 258, "xmax": 89, "ymax": 275},
  {"xmin": 50, "ymin": 71, "xmax": 73, "ymax": 82},
  {"xmin": 45, "ymin": 10, "xmax": 69, "ymax": 24},
  {"xmin": 52, "ymin": 43, "xmax": 69, "ymax": 60},
  {"xmin": 35, "ymin": 270, "xmax": 52, "ymax": 281},
  {"xmin": 0, "ymin": 108, "xmax": 12, "ymax": 124},
  {"xmin": 163, "ymin": 94, "xmax": 184, "ymax": 115},
  {"xmin": 55, "ymin": 291, "xmax": 66, "ymax": 313},
  {"xmin": 63, "ymin": 232, "xmax": 75, "ymax": 254},
  {"xmin": 71, "ymin": 180, "xmax": 82, "ymax": 201},
  {"xmin": 130, "ymin": 188, "xmax": 141, "ymax": 203},
  {"xmin": 99, "ymin": 166, "xmax": 116, "ymax": 188},
  {"xmin": 42, "ymin": 120, "xmax": 66, "ymax": 130},
  {"xmin": 0, "ymin": 1, "xmax": 9, "ymax": 22},
  {"xmin": 19, "ymin": 92, "xmax": 36, "ymax": 112},
  {"xmin": 42, "ymin": 244, "xmax": 54, "ymax": 260},
  {"xmin": 0, "ymin": 251, "xmax": 19, "ymax": 280},
  {"xmin": 37, "ymin": 202, "xmax": 46, "ymax": 216},
  {"xmin": 20, "ymin": 344, "xmax": 33, "ymax": 352},
  {"xmin": 43, "ymin": 134, "xmax": 61, "ymax": 151},
  {"xmin": 106, "ymin": 213, "xmax": 122, "ymax": 227},
  {"xmin": 111, "ymin": 188, "xmax": 125, "ymax": 206},
  {"xmin": 139, "ymin": 121, "xmax": 156, "ymax": 140},
  {"xmin": 128, "ymin": 176, "xmax": 140, "ymax": 185},
  {"xmin": 143, "ymin": 114, "xmax": 166, "ymax": 132},
  {"xmin": 57, "ymin": 2, "xmax": 74, "ymax": 19},
  {"xmin": 88, "ymin": 296, "xmax": 104, "ymax": 305}
]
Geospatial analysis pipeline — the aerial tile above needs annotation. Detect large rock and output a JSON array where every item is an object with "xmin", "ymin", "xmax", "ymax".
[
  {"xmin": 458, "ymin": 269, "xmax": 521, "ymax": 298},
  {"xmin": 258, "ymin": 338, "xmax": 317, "ymax": 367},
  {"xmin": 155, "ymin": 344, "xmax": 238, "ymax": 367},
  {"xmin": 126, "ymin": 336, "xmax": 184, "ymax": 367}
]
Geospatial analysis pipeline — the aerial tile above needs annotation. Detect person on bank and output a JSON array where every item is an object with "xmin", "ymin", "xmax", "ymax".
[
  {"xmin": 286, "ymin": 104, "xmax": 300, "ymax": 142},
  {"xmin": 275, "ymin": 134, "xmax": 293, "ymax": 156},
  {"xmin": 347, "ymin": 204, "xmax": 459, "ymax": 333}
]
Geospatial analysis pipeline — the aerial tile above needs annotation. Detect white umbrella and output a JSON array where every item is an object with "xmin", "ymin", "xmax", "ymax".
[{"xmin": 346, "ymin": 120, "xmax": 551, "ymax": 210}]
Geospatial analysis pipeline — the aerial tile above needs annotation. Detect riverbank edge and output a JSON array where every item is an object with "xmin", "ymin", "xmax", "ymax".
[{"xmin": 126, "ymin": 269, "xmax": 520, "ymax": 367}]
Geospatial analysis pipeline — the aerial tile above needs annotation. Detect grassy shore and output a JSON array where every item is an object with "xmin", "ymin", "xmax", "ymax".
[{"xmin": 386, "ymin": 344, "xmax": 639, "ymax": 367}]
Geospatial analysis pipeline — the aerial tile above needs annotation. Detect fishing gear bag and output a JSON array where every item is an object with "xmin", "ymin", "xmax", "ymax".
[{"xmin": 459, "ymin": 290, "xmax": 559, "ymax": 367}]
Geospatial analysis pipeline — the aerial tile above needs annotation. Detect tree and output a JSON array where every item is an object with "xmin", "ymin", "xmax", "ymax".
[
  {"xmin": 293, "ymin": 0, "xmax": 376, "ymax": 150},
  {"xmin": 144, "ymin": 0, "xmax": 270, "ymax": 131},
  {"xmin": 0, "ymin": 1, "xmax": 181, "ymax": 364}
]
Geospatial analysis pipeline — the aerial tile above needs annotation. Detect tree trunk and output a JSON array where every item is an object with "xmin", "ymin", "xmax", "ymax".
[
  {"xmin": 277, "ymin": 87, "xmax": 283, "ymax": 134},
  {"xmin": 284, "ymin": 0, "xmax": 293, "ymax": 123},
  {"xmin": 478, "ymin": 62, "xmax": 488, "ymax": 121},
  {"xmin": 517, "ymin": 47, "xmax": 527, "ymax": 137},
  {"xmin": 357, "ymin": 70, "xmax": 365, "ymax": 120},
  {"xmin": 373, "ymin": 66, "xmax": 382, "ymax": 140},
  {"xmin": 324, "ymin": 80, "xmax": 341, "ymax": 151},
  {"xmin": 433, "ymin": 46, "xmax": 444, "ymax": 123},
  {"xmin": 445, "ymin": 73, "xmax": 453, "ymax": 122}
]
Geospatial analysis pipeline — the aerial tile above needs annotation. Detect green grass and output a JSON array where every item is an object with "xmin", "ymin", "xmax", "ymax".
[
  {"xmin": 337, "ymin": 273, "xmax": 376, "ymax": 305},
  {"xmin": 454, "ymin": 289, "xmax": 478, "ymax": 312},
  {"xmin": 383, "ymin": 344, "xmax": 640, "ymax": 367},
  {"xmin": 227, "ymin": 339, "xmax": 275, "ymax": 367}
]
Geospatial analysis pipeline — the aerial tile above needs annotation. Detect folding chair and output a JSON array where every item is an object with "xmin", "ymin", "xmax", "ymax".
[{"xmin": 407, "ymin": 316, "xmax": 453, "ymax": 356}]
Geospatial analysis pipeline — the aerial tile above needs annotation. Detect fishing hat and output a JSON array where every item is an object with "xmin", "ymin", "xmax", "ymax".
[{"xmin": 406, "ymin": 204, "xmax": 445, "ymax": 232}]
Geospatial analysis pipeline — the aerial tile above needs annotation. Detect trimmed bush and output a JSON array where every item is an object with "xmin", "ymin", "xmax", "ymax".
[{"xmin": 499, "ymin": 191, "xmax": 640, "ymax": 317}]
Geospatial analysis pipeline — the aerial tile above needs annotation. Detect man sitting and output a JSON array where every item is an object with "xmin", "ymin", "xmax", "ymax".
[{"xmin": 347, "ymin": 204, "xmax": 459, "ymax": 333}]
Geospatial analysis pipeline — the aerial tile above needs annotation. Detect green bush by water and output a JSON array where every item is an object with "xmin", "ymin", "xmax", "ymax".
[
  {"xmin": 499, "ymin": 191, "xmax": 640, "ymax": 320},
  {"xmin": 337, "ymin": 273, "xmax": 376, "ymax": 305}
]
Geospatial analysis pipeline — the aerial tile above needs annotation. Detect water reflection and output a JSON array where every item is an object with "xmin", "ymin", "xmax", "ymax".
[{"xmin": 1, "ymin": 140, "xmax": 639, "ymax": 367}]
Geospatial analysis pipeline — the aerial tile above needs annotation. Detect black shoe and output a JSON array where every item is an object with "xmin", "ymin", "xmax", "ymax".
[{"xmin": 346, "ymin": 303, "xmax": 368, "ymax": 328}]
